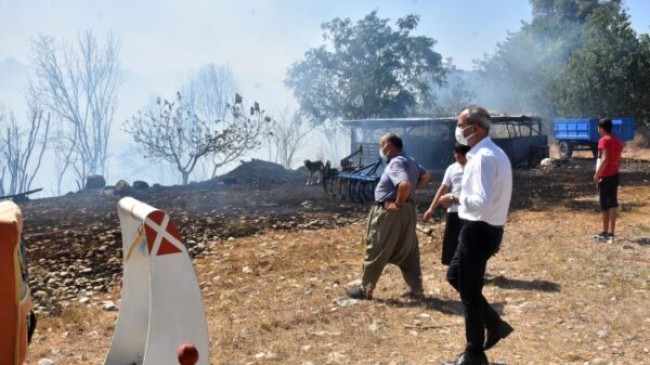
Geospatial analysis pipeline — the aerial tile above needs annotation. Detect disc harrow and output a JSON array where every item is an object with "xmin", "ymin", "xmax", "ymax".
[{"xmin": 322, "ymin": 159, "xmax": 382, "ymax": 202}]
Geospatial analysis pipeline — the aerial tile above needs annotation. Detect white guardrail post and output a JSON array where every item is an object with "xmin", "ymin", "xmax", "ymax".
[{"xmin": 104, "ymin": 197, "xmax": 209, "ymax": 365}]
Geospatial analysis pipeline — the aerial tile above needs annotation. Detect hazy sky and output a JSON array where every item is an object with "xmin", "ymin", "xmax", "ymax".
[
  {"xmin": 0, "ymin": 0, "xmax": 649, "ymax": 190},
  {"xmin": 1, "ymin": 0, "xmax": 647, "ymax": 109}
]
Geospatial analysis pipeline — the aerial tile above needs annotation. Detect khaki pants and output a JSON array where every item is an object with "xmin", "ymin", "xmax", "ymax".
[{"xmin": 361, "ymin": 201, "xmax": 422, "ymax": 295}]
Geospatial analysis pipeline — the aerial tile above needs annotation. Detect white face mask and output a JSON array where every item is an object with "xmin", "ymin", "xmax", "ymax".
[
  {"xmin": 455, "ymin": 125, "xmax": 475, "ymax": 146},
  {"xmin": 379, "ymin": 148, "xmax": 387, "ymax": 161},
  {"xmin": 379, "ymin": 142, "xmax": 389, "ymax": 161}
]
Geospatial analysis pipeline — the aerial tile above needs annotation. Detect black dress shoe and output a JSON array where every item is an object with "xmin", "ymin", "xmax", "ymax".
[
  {"xmin": 346, "ymin": 285, "xmax": 372, "ymax": 300},
  {"xmin": 443, "ymin": 351, "xmax": 488, "ymax": 365},
  {"xmin": 400, "ymin": 289, "xmax": 424, "ymax": 300},
  {"xmin": 484, "ymin": 320, "xmax": 514, "ymax": 350}
]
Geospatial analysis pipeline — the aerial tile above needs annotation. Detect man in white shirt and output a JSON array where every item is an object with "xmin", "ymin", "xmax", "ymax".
[
  {"xmin": 439, "ymin": 105, "xmax": 513, "ymax": 365},
  {"xmin": 423, "ymin": 143, "xmax": 470, "ymax": 265}
]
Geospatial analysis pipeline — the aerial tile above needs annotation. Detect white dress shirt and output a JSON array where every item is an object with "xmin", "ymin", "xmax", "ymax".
[{"xmin": 458, "ymin": 137, "xmax": 512, "ymax": 226}]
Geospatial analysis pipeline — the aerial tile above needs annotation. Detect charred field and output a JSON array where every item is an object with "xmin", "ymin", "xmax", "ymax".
[{"xmin": 19, "ymin": 156, "xmax": 650, "ymax": 364}]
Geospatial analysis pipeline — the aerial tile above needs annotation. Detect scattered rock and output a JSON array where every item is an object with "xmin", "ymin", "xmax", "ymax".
[
  {"xmin": 254, "ymin": 352, "xmax": 281, "ymax": 361},
  {"xmin": 114, "ymin": 179, "xmax": 131, "ymax": 196},
  {"xmin": 102, "ymin": 301, "xmax": 118, "ymax": 311},
  {"xmin": 597, "ymin": 329, "xmax": 610, "ymax": 338},
  {"xmin": 590, "ymin": 357, "xmax": 610, "ymax": 365},
  {"xmin": 133, "ymin": 180, "xmax": 149, "ymax": 190},
  {"xmin": 85, "ymin": 175, "xmax": 106, "ymax": 189},
  {"xmin": 333, "ymin": 297, "xmax": 359, "ymax": 307}
]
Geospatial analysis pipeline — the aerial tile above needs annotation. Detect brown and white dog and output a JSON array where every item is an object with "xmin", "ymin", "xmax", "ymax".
[{"xmin": 304, "ymin": 159, "xmax": 325, "ymax": 185}]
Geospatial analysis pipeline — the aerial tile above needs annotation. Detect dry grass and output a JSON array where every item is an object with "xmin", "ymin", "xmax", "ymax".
[{"xmin": 23, "ymin": 155, "xmax": 650, "ymax": 365}]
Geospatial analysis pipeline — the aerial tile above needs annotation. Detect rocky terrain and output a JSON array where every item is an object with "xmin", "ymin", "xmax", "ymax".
[
  {"xmin": 21, "ymin": 157, "xmax": 650, "ymax": 315},
  {"xmin": 17, "ymin": 155, "xmax": 650, "ymax": 364},
  {"xmin": 21, "ymin": 159, "xmax": 368, "ymax": 314}
]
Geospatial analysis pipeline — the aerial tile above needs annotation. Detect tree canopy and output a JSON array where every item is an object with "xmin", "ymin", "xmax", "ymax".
[
  {"xmin": 477, "ymin": 0, "xmax": 650, "ymax": 127},
  {"xmin": 285, "ymin": 11, "xmax": 445, "ymax": 124}
]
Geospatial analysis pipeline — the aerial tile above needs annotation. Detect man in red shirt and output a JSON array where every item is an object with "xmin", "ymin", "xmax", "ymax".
[{"xmin": 593, "ymin": 118, "xmax": 624, "ymax": 242}]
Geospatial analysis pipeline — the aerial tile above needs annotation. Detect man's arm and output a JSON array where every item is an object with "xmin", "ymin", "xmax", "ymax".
[
  {"xmin": 386, "ymin": 180, "xmax": 412, "ymax": 211},
  {"xmin": 594, "ymin": 147, "xmax": 609, "ymax": 183},
  {"xmin": 424, "ymin": 184, "xmax": 449, "ymax": 221}
]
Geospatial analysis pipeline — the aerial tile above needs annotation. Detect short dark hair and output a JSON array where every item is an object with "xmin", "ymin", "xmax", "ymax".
[
  {"xmin": 599, "ymin": 118, "xmax": 613, "ymax": 134},
  {"xmin": 463, "ymin": 104, "xmax": 491, "ymax": 129},
  {"xmin": 382, "ymin": 132, "xmax": 403, "ymax": 149},
  {"xmin": 453, "ymin": 143, "xmax": 470, "ymax": 155}
]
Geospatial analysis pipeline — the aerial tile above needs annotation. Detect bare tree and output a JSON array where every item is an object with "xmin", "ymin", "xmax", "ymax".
[
  {"xmin": 30, "ymin": 31, "xmax": 120, "ymax": 187},
  {"xmin": 181, "ymin": 64, "xmax": 242, "ymax": 179},
  {"xmin": 183, "ymin": 63, "xmax": 237, "ymax": 122},
  {"xmin": 315, "ymin": 120, "xmax": 350, "ymax": 169},
  {"xmin": 50, "ymin": 127, "xmax": 80, "ymax": 195},
  {"xmin": 0, "ymin": 100, "xmax": 51, "ymax": 196},
  {"xmin": 125, "ymin": 92, "xmax": 272, "ymax": 184},
  {"xmin": 266, "ymin": 108, "xmax": 313, "ymax": 169}
]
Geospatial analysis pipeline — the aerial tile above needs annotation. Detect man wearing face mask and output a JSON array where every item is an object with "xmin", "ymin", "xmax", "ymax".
[
  {"xmin": 346, "ymin": 132, "xmax": 431, "ymax": 300},
  {"xmin": 439, "ymin": 106, "xmax": 513, "ymax": 365}
]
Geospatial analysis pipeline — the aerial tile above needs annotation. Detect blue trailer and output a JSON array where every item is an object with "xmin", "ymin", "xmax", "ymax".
[{"xmin": 553, "ymin": 118, "xmax": 635, "ymax": 160}]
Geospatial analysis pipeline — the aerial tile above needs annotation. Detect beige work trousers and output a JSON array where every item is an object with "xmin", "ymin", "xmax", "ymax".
[{"xmin": 361, "ymin": 201, "xmax": 422, "ymax": 295}]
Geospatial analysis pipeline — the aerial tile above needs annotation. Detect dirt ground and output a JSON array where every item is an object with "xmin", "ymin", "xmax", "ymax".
[{"xmin": 18, "ymin": 154, "xmax": 650, "ymax": 365}]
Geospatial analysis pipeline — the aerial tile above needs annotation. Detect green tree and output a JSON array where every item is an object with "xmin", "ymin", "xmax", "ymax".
[
  {"xmin": 477, "ymin": 0, "xmax": 650, "ymax": 128},
  {"xmin": 285, "ymin": 11, "xmax": 445, "ymax": 123},
  {"xmin": 476, "ymin": 0, "xmax": 594, "ymax": 116},
  {"xmin": 556, "ymin": 1, "xmax": 650, "ymax": 122}
]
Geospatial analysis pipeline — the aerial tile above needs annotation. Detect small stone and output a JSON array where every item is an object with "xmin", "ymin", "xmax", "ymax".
[
  {"xmin": 102, "ymin": 301, "xmax": 118, "ymax": 311},
  {"xmin": 591, "ymin": 357, "xmax": 609, "ymax": 365},
  {"xmin": 597, "ymin": 329, "xmax": 610, "ymax": 338}
]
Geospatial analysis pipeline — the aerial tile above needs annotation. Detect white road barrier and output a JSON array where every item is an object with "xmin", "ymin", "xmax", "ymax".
[{"xmin": 104, "ymin": 197, "xmax": 209, "ymax": 365}]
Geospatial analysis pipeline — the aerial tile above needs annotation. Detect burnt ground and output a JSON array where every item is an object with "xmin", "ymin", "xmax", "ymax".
[
  {"xmin": 16, "ymin": 154, "xmax": 650, "ymax": 364},
  {"xmin": 20, "ymin": 157, "xmax": 650, "ymax": 315}
]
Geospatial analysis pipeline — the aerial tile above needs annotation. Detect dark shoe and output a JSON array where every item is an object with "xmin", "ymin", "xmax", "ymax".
[
  {"xmin": 443, "ymin": 351, "xmax": 488, "ymax": 365},
  {"xmin": 484, "ymin": 320, "xmax": 514, "ymax": 350},
  {"xmin": 400, "ymin": 289, "xmax": 424, "ymax": 300},
  {"xmin": 593, "ymin": 232, "xmax": 609, "ymax": 241},
  {"xmin": 346, "ymin": 285, "xmax": 371, "ymax": 300}
]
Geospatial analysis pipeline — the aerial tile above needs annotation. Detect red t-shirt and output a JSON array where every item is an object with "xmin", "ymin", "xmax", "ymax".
[{"xmin": 598, "ymin": 134, "xmax": 623, "ymax": 177}]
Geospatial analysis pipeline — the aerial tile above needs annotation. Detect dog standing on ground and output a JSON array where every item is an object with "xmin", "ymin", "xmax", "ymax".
[{"xmin": 304, "ymin": 159, "xmax": 325, "ymax": 185}]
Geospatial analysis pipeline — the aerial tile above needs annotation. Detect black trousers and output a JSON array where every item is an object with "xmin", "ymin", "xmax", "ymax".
[
  {"xmin": 446, "ymin": 220, "xmax": 504, "ymax": 354},
  {"xmin": 441, "ymin": 212, "xmax": 463, "ymax": 265}
]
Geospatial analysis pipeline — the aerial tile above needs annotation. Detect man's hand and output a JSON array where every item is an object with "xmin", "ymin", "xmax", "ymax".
[
  {"xmin": 385, "ymin": 201, "xmax": 401, "ymax": 212},
  {"xmin": 593, "ymin": 174, "xmax": 601, "ymax": 184},
  {"xmin": 423, "ymin": 208, "xmax": 434, "ymax": 221},
  {"xmin": 440, "ymin": 193, "xmax": 455, "ymax": 208}
]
